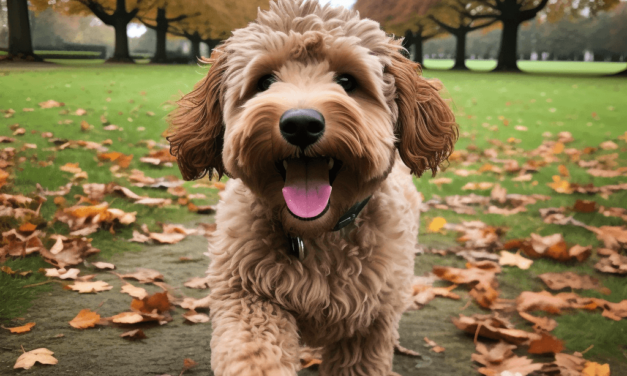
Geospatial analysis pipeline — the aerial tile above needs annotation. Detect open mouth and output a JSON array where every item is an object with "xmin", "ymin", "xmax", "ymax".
[{"xmin": 275, "ymin": 156, "xmax": 343, "ymax": 221}]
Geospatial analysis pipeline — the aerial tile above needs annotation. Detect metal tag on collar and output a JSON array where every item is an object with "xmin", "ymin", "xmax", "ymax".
[{"xmin": 289, "ymin": 235, "xmax": 305, "ymax": 261}]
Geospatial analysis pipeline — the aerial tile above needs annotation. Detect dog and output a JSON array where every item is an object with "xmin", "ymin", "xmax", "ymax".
[{"xmin": 168, "ymin": 1, "xmax": 457, "ymax": 374}]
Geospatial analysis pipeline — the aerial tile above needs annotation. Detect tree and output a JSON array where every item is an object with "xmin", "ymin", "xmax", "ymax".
[
  {"xmin": 466, "ymin": 0, "xmax": 621, "ymax": 71},
  {"xmin": 428, "ymin": 0, "xmax": 496, "ymax": 70},
  {"xmin": 4, "ymin": 0, "xmax": 42, "ymax": 61},
  {"xmin": 409, "ymin": 17, "xmax": 441, "ymax": 65},
  {"xmin": 168, "ymin": 0, "xmax": 270, "ymax": 62},
  {"xmin": 354, "ymin": 0, "xmax": 443, "ymax": 66},
  {"xmin": 138, "ymin": 0, "xmax": 199, "ymax": 63},
  {"xmin": 31, "ymin": 0, "xmax": 155, "ymax": 63}
]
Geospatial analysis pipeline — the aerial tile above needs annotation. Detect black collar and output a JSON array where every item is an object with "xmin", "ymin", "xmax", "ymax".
[{"xmin": 288, "ymin": 195, "xmax": 372, "ymax": 260}]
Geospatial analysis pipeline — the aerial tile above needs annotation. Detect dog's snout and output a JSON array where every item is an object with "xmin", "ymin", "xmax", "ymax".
[{"xmin": 279, "ymin": 109, "xmax": 325, "ymax": 150}]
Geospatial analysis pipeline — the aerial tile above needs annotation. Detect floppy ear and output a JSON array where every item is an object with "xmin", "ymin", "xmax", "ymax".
[
  {"xmin": 168, "ymin": 49, "xmax": 228, "ymax": 180},
  {"xmin": 387, "ymin": 47, "xmax": 458, "ymax": 177}
]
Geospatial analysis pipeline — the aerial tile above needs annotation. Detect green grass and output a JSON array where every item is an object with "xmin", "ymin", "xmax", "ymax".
[
  {"xmin": 424, "ymin": 59, "xmax": 627, "ymax": 74},
  {"xmin": 1, "ymin": 61, "xmax": 627, "ymax": 365},
  {"xmin": 416, "ymin": 67, "xmax": 627, "ymax": 363},
  {"xmin": 0, "ymin": 62, "xmax": 220, "ymax": 324}
]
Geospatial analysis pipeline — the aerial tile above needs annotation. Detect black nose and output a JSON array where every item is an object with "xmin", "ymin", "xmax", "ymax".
[{"xmin": 279, "ymin": 109, "xmax": 325, "ymax": 150}]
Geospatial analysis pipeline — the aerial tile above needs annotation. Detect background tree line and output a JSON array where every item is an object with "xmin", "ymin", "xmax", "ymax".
[
  {"xmin": 1, "ymin": 0, "xmax": 268, "ymax": 63},
  {"xmin": 355, "ymin": 0, "xmax": 625, "ymax": 74}
]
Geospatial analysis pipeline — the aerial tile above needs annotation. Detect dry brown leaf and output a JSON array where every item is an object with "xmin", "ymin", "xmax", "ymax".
[
  {"xmin": 473, "ymin": 343, "xmax": 542, "ymax": 376},
  {"xmin": 149, "ymin": 232, "xmax": 186, "ymax": 244},
  {"xmin": 539, "ymin": 272, "xmax": 601, "ymax": 291},
  {"xmin": 452, "ymin": 314, "xmax": 540, "ymax": 345},
  {"xmin": 582, "ymin": 361, "xmax": 610, "ymax": 376},
  {"xmin": 499, "ymin": 251, "xmax": 533, "ymax": 270},
  {"xmin": 13, "ymin": 348, "xmax": 58, "ymax": 369},
  {"xmin": 594, "ymin": 252, "xmax": 627, "ymax": 275},
  {"xmin": 528, "ymin": 331, "xmax": 564, "ymax": 354},
  {"xmin": 69, "ymin": 309, "xmax": 101, "ymax": 329},
  {"xmin": 68, "ymin": 281, "xmax": 112, "ymax": 293},
  {"xmin": 516, "ymin": 291, "xmax": 571, "ymax": 314},
  {"xmin": 573, "ymin": 200, "xmax": 596, "ymax": 213},
  {"xmin": 121, "ymin": 283, "xmax": 148, "ymax": 300},
  {"xmin": 3, "ymin": 322, "xmax": 36, "ymax": 333},
  {"xmin": 110, "ymin": 312, "xmax": 144, "ymax": 324},
  {"xmin": 184, "ymin": 276, "xmax": 211, "ymax": 289},
  {"xmin": 183, "ymin": 310, "xmax": 210, "ymax": 323},
  {"xmin": 91, "ymin": 261, "xmax": 115, "ymax": 270},
  {"xmin": 518, "ymin": 311, "xmax": 557, "ymax": 332},
  {"xmin": 38, "ymin": 100, "xmax": 64, "ymax": 109},
  {"xmin": 120, "ymin": 329, "xmax": 147, "ymax": 340},
  {"xmin": 44, "ymin": 268, "xmax": 80, "ymax": 280},
  {"xmin": 131, "ymin": 292, "xmax": 171, "ymax": 314},
  {"xmin": 118, "ymin": 268, "xmax": 164, "ymax": 284}
]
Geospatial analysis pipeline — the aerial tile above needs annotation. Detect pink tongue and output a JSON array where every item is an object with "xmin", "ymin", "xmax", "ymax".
[{"xmin": 282, "ymin": 159, "xmax": 331, "ymax": 219}]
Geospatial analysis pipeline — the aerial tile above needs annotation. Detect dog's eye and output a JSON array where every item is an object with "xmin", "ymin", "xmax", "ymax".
[
  {"xmin": 336, "ymin": 74, "xmax": 357, "ymax": 93},
  {"xmin": 257, "ymin": 75, "xmax": 276, "ymax": 92}
]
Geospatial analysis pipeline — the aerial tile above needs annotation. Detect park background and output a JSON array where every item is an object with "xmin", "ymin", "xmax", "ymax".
[{"xmin": 1, "ymin": 0, "xmax": 626, "ymax": 375}]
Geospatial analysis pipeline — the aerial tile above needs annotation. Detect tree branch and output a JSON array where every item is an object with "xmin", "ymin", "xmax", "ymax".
[
  {"xmin": 428, "ymin": 15, "xmax": 458, "ymax": 34},
  {"xmin": 520, "ymin": 0, "xmax": 549, "ymax": 21},
  {"xmin": 468, "ymin": 17, "xmax": 498, "ymax": 31},
  {"xmin": 79, "ymin": 0, "xmax": 115, "ymax": 25}
]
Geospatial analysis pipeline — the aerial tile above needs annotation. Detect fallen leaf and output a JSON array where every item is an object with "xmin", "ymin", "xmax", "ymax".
[
  {"xmin": 68, "ymin": 281, "xmax": 112, "ymax": 293},
  {"xmin": 528, "ymin": 331, "xmax": 564, "ymax": 354},
  {"xmin": 582, "ymin": 361, "xmax": 610, "ymax": 376},
  {"xmin": 452, "ymin": 314, "xmax": 540, "ymax": 345},
  {"xmin": 120, "ymin": 329, "xmax": 147, "ymax": 340},
  {"xmin": 91, "ymin": 261, "xmax": 115, "ymax": 270},
  {"xmin": 499, "ymin": 251, "xmax": 533, "ymax": 270},
  {"xmin": 518, "ymin": 311, "xmax": 557, "ymax": 332},
  {"xmin": 427, "ymin": 217, "xmax": 446, "ymax": 233},
  {"xmin": 131, "ymin": 292, "xmax": 171, "ymax": 314},
  {"xmin": 69, "ymin": 309, "xmax": 101, "ymax": 329},
  {"xmin": 14, "ymin": 348, "xmax": 58, "ymax": 369},
  {"xmin": 599, "ymin": 141, "xmax": 618, "ymax": 150},
  {"xmin": 183, "ymin": 310, "xmax": 210, "ymax": 323},
  {"xmin": 574, "ymin": 200, "xmax": 596, "ymax": 213},
  {"xmin": 121, "ymin": 283, "xmax": 148, "ymax": 300},
  {"xmin": 3, "ymin": 322, "xmax": 36, "ymax": 333},
  {"xmin": 184, "ymin": 276, "xmax": 211, "ymax": 289},
  {"xmin": 539, "ymin": 272, "xmax": 601, "ymax": 291},
  {"xmin": 38, "ymin": 100, "xmax": 64, "ymax": 109},
  {"xmin": 149, "ymin": 232, "xmax": 186, "ymax": 244},
  {"xmin": 118, "ymin": 268, "xmax": 164, "ymax": 283},
  {"xmin": 516, "ymin": 291, "xmax": 570, "ymax": 314},
  {"xmin": 110, "ymin": 312, "xmax": 144, "ymax": 324}
]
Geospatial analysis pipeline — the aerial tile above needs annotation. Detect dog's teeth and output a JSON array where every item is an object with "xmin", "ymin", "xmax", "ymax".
[
  {"xmin": 328, "ymin": 158, "xmax": 334, "ymax": 170},
  {"xmin": 283, "ymin": 160, "xmax": 288, "ymax": 170}
]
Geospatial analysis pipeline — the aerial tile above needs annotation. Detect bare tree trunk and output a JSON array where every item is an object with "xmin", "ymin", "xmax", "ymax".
[
  {"xmin": 495, "ymin": 20, "xmax": 520, "ymax": 72},
  {"xmin": 109, "ymin": 20, "xmax": 134, "ymax": 62},
  {"xmin": 402, "ymin": 30, "xmax": 413, "ymax": 60},
  {"xmin": 412, "ymin": 34, "xmax": 424, "ymax": 67},
  {"xmin": 5, "ymin": 0, "xmax": 41, "ymax": 61},
  {"xmin": 152, "ymin": 8, "xmax": 167, "ymax": 63},
  {"xmin": 452, "ymin": 32, "xmax": 467, "ymax": 70},
  {"xmin": 612, "ymin": 68, "xmax": 627, "ymax": 77},
  {"xmin": 189, "ymin": 32, "xmax": 201, "ymax": 62}
]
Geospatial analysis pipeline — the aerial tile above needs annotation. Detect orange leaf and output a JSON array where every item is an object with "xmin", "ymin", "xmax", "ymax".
[
  {"xmin": 3, "ymin": 322, "xmax": 36, "ymax": 333},
  {"xmin": 574, "ymin": 200, "xmax": 596, "ymax": 213},
  {"xmin": 131, "ymin": 292, "xmax": 170, "ymax": 314},
  {"xmin": 552, "ymin": 142, "xmax": 565, "ymax": 154},
  {"xmin": 528, "ymin": 332, "xmax": 564, "ymax": 354},
  {"xmin": 69, "ymin": 309, "xmax": 101, "ymax": 329},
  {"xmin": 18, "ymin": 222, "xmax": 37, "ymax": 232},
  {"xmin": 582, "ymin": 361, "xmax": 610, "ymax": 376},
  {"xmin": 558, "ymin": 164, "xmax": 570, "ymax": 177}
]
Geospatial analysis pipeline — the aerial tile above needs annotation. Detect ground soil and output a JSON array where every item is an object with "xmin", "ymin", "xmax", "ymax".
[{"xmin": 0, "ymin": 220, "xmax": 480, "ymax": 375}]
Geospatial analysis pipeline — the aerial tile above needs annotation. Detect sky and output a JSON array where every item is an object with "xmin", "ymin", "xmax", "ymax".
[{"xmin": 318, "ymin": 0, "xmax": 356, "ymax": 8}]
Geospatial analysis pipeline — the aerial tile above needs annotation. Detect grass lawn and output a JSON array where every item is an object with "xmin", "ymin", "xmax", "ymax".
[
  {"xmin": 1, "ymin": 61, "xmax": 626, "ymax": 371},
  {"xmin": 424, "ymin": 59, "xmax": 627, "ymax": 75}
]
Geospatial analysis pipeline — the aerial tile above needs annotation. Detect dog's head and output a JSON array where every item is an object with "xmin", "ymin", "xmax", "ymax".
[{"xmin": 168, "ymin": 0, "xmax": 457, "ymax": 238}]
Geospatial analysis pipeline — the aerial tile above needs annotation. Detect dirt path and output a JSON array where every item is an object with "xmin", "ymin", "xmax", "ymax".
[{"xmin": 1, "ymin": 222, "xmax": 478, "ymax": 376}]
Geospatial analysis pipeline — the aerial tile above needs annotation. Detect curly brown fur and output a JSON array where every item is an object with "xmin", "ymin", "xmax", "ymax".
[{"xmin": 168, "ymin": 1, "xmax": 457, "ymax": 375}]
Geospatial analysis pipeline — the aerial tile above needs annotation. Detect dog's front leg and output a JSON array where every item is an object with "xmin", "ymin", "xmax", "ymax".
[
  {"xmin": 319, "ymin": 309, "xmax": 399, "ymax": 376},
  {"xmin": 210, "ymin": 297, "xmax": 300, "ymax": 376}
]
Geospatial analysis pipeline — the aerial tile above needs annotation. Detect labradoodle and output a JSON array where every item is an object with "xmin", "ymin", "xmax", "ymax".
[{"xmin": 168, "ymin": 1, "xmax": 457, "ymax": 375}]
